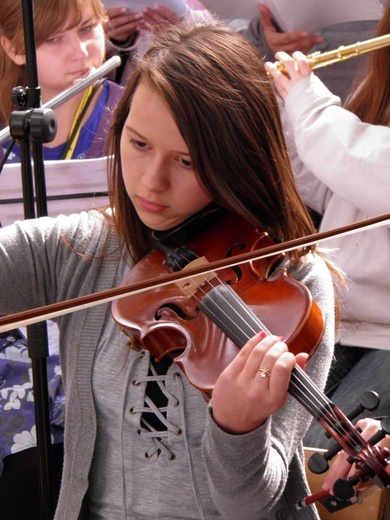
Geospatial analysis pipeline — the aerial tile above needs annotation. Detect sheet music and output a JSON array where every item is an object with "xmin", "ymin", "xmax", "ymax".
[
  {"xmin": 201, "ymin": 0, "xmax": 383, "ymax": 28},
  {"xmin": 200, "ymin": 0, "xmax": 259, "ymax": 21},
  {"xmin": 102, "ymin": 0, "xmax": 188, "ymax": 16},
  {"xmin": 262, "ymin": 0, "xmax": 384, "ymax": 32},
  {"xmin": 0, "ymin": 156, "xmax": 110, "ymax": 227}
]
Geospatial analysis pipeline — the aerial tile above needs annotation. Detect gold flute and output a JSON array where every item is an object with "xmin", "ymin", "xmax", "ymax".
[{"xmin": 274, "ymin": 33, "xmax": 390, "ymax": 74}]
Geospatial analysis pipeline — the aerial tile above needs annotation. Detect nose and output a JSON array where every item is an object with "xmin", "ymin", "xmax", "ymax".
[
  {"xmin": 68, "ymin": 34, "xmax": 89, "ymax": 60},
  {"xmin": 141, "ymin": 154, "xmax": 170, "ymax": 192}
]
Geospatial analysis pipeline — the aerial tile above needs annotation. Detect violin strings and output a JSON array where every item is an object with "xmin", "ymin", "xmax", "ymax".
[
  {"xmin": 204, "ymin": 278, "xmax": 361, "ymax": 451},
  {"xmin": 171, "ymin": 258, "xmax": 265, "ymax": 345},
  {"xmin": 289, "ymin": 370, "xmax": 362, "ymax": 453},
  {"xmin": 168, "ymin": 258, "xmax": 363, "ymax": 453},
  {"xmin": 200, "ymin": 277, "xmax": 365, "ymax": 452},
  {"xmin": 219, "ymin": 296, "xmax": 352, "ymax": 442}
]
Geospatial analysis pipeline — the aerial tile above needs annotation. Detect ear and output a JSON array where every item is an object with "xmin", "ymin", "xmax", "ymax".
[{"xmin": 1, "ymin": 36, "xmax": 26, "ymax": 65}]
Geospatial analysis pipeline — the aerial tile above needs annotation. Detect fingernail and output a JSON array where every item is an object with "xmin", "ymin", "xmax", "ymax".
[{"xmin": 259, "ymin": 331, "xmax": 268, "ymax": 339}]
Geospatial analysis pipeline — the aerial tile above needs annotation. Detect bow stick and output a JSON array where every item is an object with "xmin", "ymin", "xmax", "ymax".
[{"xmin": 0, "ymin": 212, "xmax": 389, "ymax": 333}]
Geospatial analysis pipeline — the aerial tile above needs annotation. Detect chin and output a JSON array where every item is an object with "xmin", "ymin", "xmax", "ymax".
[
  {"xmin": 147, "ymin": 222, "xmax": 177, "ymax": 232},
  {"xmin": 143, "ymin": 217, "xmax": 185, "ymax": 233}
]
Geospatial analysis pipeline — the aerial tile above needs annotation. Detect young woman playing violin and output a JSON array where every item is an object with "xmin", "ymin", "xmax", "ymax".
[{"xmin": 0, "ymin": 21, "xmax": 337, "ymax": 519}]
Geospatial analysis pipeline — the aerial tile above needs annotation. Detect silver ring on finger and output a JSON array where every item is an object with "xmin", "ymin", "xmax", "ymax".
[{"xmin": 258, "ymin": 367, "xmax": 270, "ymax": 378}]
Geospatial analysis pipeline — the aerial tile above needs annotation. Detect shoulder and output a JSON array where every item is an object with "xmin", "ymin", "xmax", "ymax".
[
  {"xmin": 104, "ymin": 79, "xmax": 124, "ymax": 106},
  {"xmin": 317, "ymin": 19, "xmax": 378, "ymax": 43},
  {"xmin": 283, "ymin": 253, "xmax": 335, "ymax": 306},
  {"xmin": 284, "ymin": 252, "xmax": 330, "ymax": 277},
  {"xmin": 0, "ymin": 210, "xmax": 113, "ymax": 250},
  {"xmin": 55, "ymin": 210, "xmax": 118, "ymax": 252}
]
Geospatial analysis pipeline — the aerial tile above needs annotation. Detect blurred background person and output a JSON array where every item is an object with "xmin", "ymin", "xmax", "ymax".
[
  {"xmin": 244, "ymin": 2, "xmax": 382, "ymax": 102},
  {"xmin": 104, "ymin": 0, "xmax": 212, "ymax": 84},
  {"xmin": 266, "ymin": 0, "xmax": 390, "ymax": 448}
]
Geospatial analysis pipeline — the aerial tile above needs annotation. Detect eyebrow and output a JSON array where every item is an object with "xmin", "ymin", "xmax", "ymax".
[
  {"xmin": 59, "ymin": 16, "xmax": 96, "ymax": 34},
  {"xmin": 80, "ymin": 16, "xmax": 96, "ymax": 27},
  {"xmin": 125, "ymin": 125, "xmax": 146, "ymax": 140},
  {"xmin": 124, "ymin": 125, "xmax": 191, "ymax": 156}
]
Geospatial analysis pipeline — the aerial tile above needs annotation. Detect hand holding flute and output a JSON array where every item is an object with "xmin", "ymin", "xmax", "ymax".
[
  {"xmin": 265, "ymin": 33, "xmax": 390, "ymax": 99},
  {"xmin": 268, "ymin": 33, "xmax": 390, "ymax": 77},
  {"xmin": 265, "ymin": 50, "xmax": 312, "ymax": 100}
]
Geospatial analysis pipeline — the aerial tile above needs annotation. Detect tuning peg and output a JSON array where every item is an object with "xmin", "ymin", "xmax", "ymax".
[
  {"xmin": 367, "ymin": 415, "xmax": 390, "ymax": 446},
  {"xmin": 346, "ymin": 390, "xmax": 380, "ymax": 420},
  {"xmin": 308, "ymin": 391, "xmax": 380, "ymax": 474},
  {"xmin": 308, "ymin": 424, "xmax": 366, "ymax": 475},
  {"xmin": 308, "ymin": 442, "xmax": 345, "ymax": 474},
  {"xmin": 324, "ymin": 391, "xmax": 380, "ymax": 439},
  {"xmin": 332, "ymin": 474, "xmax": 361, "ymax": 501}
]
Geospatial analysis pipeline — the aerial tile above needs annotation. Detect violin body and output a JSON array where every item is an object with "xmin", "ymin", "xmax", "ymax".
[{"xmin": 112, "ymin": 209, "xmax": 324, "ymax": 393}]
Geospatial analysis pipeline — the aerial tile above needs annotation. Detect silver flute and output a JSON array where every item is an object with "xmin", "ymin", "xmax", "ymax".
[{"xmin": 0, "ymin": 55, "xmax": 121, "ymax": 145}]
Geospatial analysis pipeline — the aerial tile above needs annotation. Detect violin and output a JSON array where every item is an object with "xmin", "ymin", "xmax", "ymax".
[
  {"xmin": 112, "ymin": 206, "xmax": 324, "ymax": 393},
  {"xmin": 111, "ymin": 206, "xmax": 390, "ymax": 510}
]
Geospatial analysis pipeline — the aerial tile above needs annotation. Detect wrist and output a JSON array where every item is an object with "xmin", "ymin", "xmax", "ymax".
[
  {"xmin": 110, "ymin": 31, "xmax": 138, "ymax": 48},
  {"xmin": 208, "ymin": 399, "xmax": 267, "ymax": 435}
]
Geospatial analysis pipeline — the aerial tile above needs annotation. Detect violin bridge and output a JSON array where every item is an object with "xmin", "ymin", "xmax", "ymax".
[{"xmin": 175, "ymin": 256, "xmax": 218, "ymax": 298}]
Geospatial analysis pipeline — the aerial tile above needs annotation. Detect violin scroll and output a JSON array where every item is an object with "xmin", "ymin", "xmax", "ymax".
[
  {"xmin": 308, "ymin": 391, "xmax": 380, "ymax": 475},
  {"xmin": 299, "ymin": 398, "xmax": 390, "ymax": 514}
]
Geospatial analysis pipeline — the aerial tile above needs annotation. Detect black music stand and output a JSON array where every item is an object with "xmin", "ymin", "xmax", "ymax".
[{"xmin": 8, "ymin": 1, "xmax": 57, "ymax": 518}]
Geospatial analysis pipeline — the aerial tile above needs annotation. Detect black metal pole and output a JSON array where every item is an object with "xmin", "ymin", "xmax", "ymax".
[
  {"xmin": 8, "ymin": 1, "xmax": 58, "ymax": 518},
  {"xmin": 4, "ymin": 5, "xmax": 121, "ymax": 518}
]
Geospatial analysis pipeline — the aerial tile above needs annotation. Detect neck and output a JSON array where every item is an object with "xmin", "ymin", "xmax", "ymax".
[{"xmin": 152, "ymin": 203, "xmax": 223, "ymax": 244}]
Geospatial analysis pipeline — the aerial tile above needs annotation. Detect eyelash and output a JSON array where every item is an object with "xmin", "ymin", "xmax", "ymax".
[
  {"xmin": 80, "ymin": 24, "xmax": 96, "ymax": 33},
  {"xmin": 47, "ymin": 22, "xmax": 97, "ymax": 43},
  {"xmin": 128, "ymin": 138, "xmax": 193, "ymax": 169},
  {"xmin": 180, "ymin": 158, "xmax": 192, "ymax": 168},
  {"xmin": 129, "ymin": 138, "xmax": 147, "ymax": 150}
]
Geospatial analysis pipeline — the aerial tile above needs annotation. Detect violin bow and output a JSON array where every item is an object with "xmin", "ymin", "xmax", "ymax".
[{"xmin": 0, "ymin": 212, "xmax": 389, "ymax": 333}]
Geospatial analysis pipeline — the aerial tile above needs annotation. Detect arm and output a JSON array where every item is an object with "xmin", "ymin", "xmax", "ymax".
[
  {"xmin": 203, "ymin": 255, "xmax": 335, "ymax": 518},
  {"xmin": 245, "ymin": 4, "xmax": 323, "ymax": 60},
  {"xmin": 266, "ymin": 52, "xmax": 390, "ymax": 215},
  {"xmin": 0, "ymin": 212, "xmax": 113, "ymax": 317},
  {"xmin": 104, "ymin": 7, "xmax": 143, "ymax": 45},
  {"xmin": 280, "ymin": 102, "xmax": 332, "ymax": 214},
  {"xmin": 0, "ymin": 218, "xmax": 61, "ymax": 315}
]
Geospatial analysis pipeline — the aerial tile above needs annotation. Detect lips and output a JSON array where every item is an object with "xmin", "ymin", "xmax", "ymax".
[
  {"xmin": 71, "ymin": 68, "xmax": 93, "ymax": 82},
  {"xmin": 137, "ymin": 196, "xmax": 168, "ymax": 213}
]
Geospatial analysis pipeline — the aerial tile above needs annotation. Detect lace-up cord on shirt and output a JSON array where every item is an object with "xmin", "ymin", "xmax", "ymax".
[
  {"xmin": 127, "ymin": 359, "xmax": 207, "ymax": 520},
  {"xmin": 132, "ymin": 363, "xmax": 181, "ymax": 459}
]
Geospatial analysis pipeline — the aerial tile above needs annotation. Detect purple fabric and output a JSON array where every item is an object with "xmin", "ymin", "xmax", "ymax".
[{"xmin": 0, "ymin": 325, "xmax": 65, "ymax": 476}]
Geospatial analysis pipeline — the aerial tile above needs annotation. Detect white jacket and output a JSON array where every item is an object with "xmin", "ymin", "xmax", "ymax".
[{"xmin": 283, "ymin": 74, "xmax": 390, "ymax": 350}]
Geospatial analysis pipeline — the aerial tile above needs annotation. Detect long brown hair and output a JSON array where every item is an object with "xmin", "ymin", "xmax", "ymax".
[
  {"xmin": 107, "ymin": 22, "xmax": 316, "ymax": 264},
  {"xmin": 344, "ymin": 2, "xmax": 390, "ymax": 124},
  {"xmin": 0, "ymin": 0, "xmax": 107, "ymax": 124}
]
